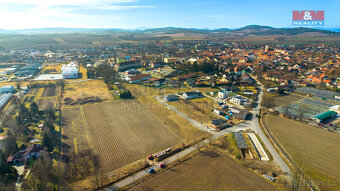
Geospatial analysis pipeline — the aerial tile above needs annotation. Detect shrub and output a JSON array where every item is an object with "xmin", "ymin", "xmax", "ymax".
[{"xmin": 120, "ymin": 90, "xmax": 132, "ymax": 99}]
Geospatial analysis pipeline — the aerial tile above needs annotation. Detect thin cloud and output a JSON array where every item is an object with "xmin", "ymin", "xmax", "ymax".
[
  {"xmin": 206, "ymin": 15, "xmax": 248, "ymax": 19},
  {"xmin": 0, "ymin": 0, "xmax": 138, "ymax": 7},
  {"xmin": 0, "ymin": 0, "xmax": 154, "ymax": 29},
  {"xmin": 52, "ymin": 4, "xmax": 155, "ymax": 12}
]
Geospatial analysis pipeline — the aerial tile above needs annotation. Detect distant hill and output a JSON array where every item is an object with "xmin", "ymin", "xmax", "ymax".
[
  {"xmin": 141, "ymin": 25, "xmax": 337, "ymax": 36},
  {"xmin": 0, "ymin": 25, "xmax": 337, "ymax": 36},
  {"xmin": 234, "ymin": 25, "xmax": 275, "ymax": 31},
  {"xmin": 143, "ymin": 27, "xmax": 211, "ymax": 34},
  {"xmin": 0, "ymin": 25, "xmax": 339, "ymax": 49},
  {"xmin": 230, "ymin": 25, "xmax": 335, "ymax": 35}
]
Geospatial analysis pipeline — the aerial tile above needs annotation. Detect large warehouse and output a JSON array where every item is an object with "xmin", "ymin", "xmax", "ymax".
[
  {"xmin": 311, "ymin": 110, "xmax": 338, "ymax": 123},
  {"xmin": 61, "ymin": 62, "xmax": 78, "ymax": 79},
  {"xmin": 0, "ymin": 85, "xmax": 14, "ymax": 94},
  {"xmin": 14, "ymin": 64, "xmax": 42, "ymax": 77}
]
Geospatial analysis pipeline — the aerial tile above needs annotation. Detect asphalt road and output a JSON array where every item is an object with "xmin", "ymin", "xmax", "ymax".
[{"xmin": 248, "ymin": 81, "xmax": 291, "ymax": 176}]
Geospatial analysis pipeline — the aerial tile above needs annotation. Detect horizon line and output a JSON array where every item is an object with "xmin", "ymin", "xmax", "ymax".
[{"xmin": 1, "ymin": 25, "xmax": 340, "ymax": 31}]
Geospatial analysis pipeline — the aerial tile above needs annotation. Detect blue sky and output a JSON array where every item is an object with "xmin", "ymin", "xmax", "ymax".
[{"xmin": 0, "ymin": 0, "xmax": 339, "ymax": 29}]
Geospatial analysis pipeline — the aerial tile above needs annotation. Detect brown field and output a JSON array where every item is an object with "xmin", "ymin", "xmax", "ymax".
[
  {"xmin": 263, "ymin": 114, "xmax": 340, "ymax": 190},
  {"xmin": 62, "ymin": 106, "xmax": 94, "ymax": 180},
  {"xmin": 193, "ymin": 86, "xmax": 219, "ymax": 94},
  {"xmin": 129, "ymin": 149, "xmax": 278, "ymax": 191},
  {"xmin": 124, "ymin": 84, "xmax": 209, "ymax": 143},
  {"xmin": 167, "ymin": 97, "xmax": 218, "ymax": 123},
  {"xmin": 41, "ymin": 86, "xmax": 59, "ymax": 97},
  {"xmin": 79, "ymin": 66, "xmax": 88, "ymax": 79},
  {"xmin": 23, "ymin": 86, "xmax": 60, "ymax": 110},
  {"xmin": 42, "ymin": 64, "xmax": 61, "ymax": 73},
  {"xmin": 271, "ymin": 94, "xmax": 302, "ymax": 107},
  {"xmin": 62, "ymin": 80, "xmax": 112, "ymax": 104},
  {"xmin": 0, "ymin": 81, "xmax": 30, "ymax": 87},
  {"xmin": 37, "ymin": 98, "xmax": 57, "ymax": 110},
  {"xmin": 62, "ymin": 100, "xmax": 181, "ymax": 173}
]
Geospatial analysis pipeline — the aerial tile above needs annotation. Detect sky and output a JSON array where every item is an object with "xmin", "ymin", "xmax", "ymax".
[{"xmin": 0, "ymin": 0, "xmax": 339, "ymax": 30}]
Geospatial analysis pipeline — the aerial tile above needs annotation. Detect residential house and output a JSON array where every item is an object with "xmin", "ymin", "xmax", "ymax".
[
  {"xmin": 114, "ymin": 61, "xmax": 142, "ymax": 72},
  {"xmin": 218, "ymin": 91, "xmax": 229, "ymax": 99},
  {"xmin": 7, "ymin": 144, "xmax": 43, "ymax": 165},
  {"xmin": 213, "ymin": 109, "xmax": 224, "ymax": 115},
  {"xmin": 179, "ymin": 91, "xmax": 204, "ymax": 100},
  {"xmin": 229, "ymin": 106, "xmax": 248, "ymax": 120},
  {"xmin": 163, "ymin": 94, "xmax": 179, "ymax": 102},
  {"xmin": 209, "ymin": 119, "xmax": 228, "ymax": 130},
  {"xmin": 126, "ymin": 74, "xmax": 151, "ymax": 83},
  {"xmin": 230, "ymin": 96, "xmax": 245, "ymax": 105},
  {"xmin": 242, "ymin": 90, "xmax": 254, "ymax": 95}
]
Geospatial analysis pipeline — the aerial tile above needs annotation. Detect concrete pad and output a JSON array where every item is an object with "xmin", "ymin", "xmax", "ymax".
[{"xmin": 33, "ymin": 74, "xmax": 63, "ymax": 81}]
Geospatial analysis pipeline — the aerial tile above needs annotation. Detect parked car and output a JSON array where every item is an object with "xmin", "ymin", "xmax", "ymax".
[
  {"xmin": 147, "ymin": 155, "xmax": 154, "ymax": 160},
  {"xmin": 159, "ymin": 163, "xmax": 166, "ymax": 168},
  {"xmin": 148, "ymin": 168, "xmax": 155, "ymax": 173}
]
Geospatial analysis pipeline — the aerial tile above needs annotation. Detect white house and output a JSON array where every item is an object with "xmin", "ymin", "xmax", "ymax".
[
  {"xmin": 218, "ymin": 91, "xmax": 229, "ymax": 99},
  {"xmin": 230, "ymin": 96, "xmax": 244, "ymax": 105},
  {"xmin": 213, "ymin": 109, "xmax": 223, "ymax": 115},
  {"xmin": 61, "ymin": 62, "xmax": 78, "ymax": 79},
  {"xmin": 229, "ymin": 106, "xmax": 248, "ymax": 120},
  {"xmin": 180, "ymin": 92, "xmax": 204, "ymax": 100}
]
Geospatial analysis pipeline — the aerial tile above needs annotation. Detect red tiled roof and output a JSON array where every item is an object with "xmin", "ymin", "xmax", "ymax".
[
  {"xmin": 128, "ymin": 74, "xmax": 151, "ymax": 82},
  {"xmin": 7, "ymin": 144, "xmax": 43, "ymax": 163}
]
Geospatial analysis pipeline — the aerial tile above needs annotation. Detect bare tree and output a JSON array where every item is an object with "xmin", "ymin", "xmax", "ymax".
[
  {"xmin": 292, "ymin": 158, "xmax": 309, "ymax": 191},
  {"xmin": 297, "ymin": 103, "xmax": 308, "ymax": 121},
  {"xmin": 92, "ymin": 153, "xmax": 101, "ymax": 188},
  {"xmin": 262, "ymin": 94, "xmax": 274, "ymax": 109},
  {"xmin": 282, "ymin": 104, "xmax": 291, "ymax": 116},
  {"xmin": 208, "ymin": 136, "xmax": 214, "ymax": 145},
  {"xmin": 91, "ymin": 151, "xmax": 108, "ymax": 188},
  {"xmin": 22, "ymin": 149, "xmax": 68, "ymax": 191},
  {"xmin": 195, "ymin": 143, "xmax": 202, "ymax": 152}
]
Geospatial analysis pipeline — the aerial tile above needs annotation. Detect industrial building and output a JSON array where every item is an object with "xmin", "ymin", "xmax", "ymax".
[
  {"xmin": 14, "ymin": 64, "xmax": 42, "ymax": 77},
  {"xmin": 311, "ymin": 110, "xmax": 338, "ymax": 123},
  {"xmin": 61, "ymin": 62, "xmax": 79, "ymax": 79},
  {"xmin": 0, "ymin": 93, "xmax": 12, "ymax": 111},
  {"xmin": 0, "ymin": 85, "xmax": 14, "ymax": 94}
]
